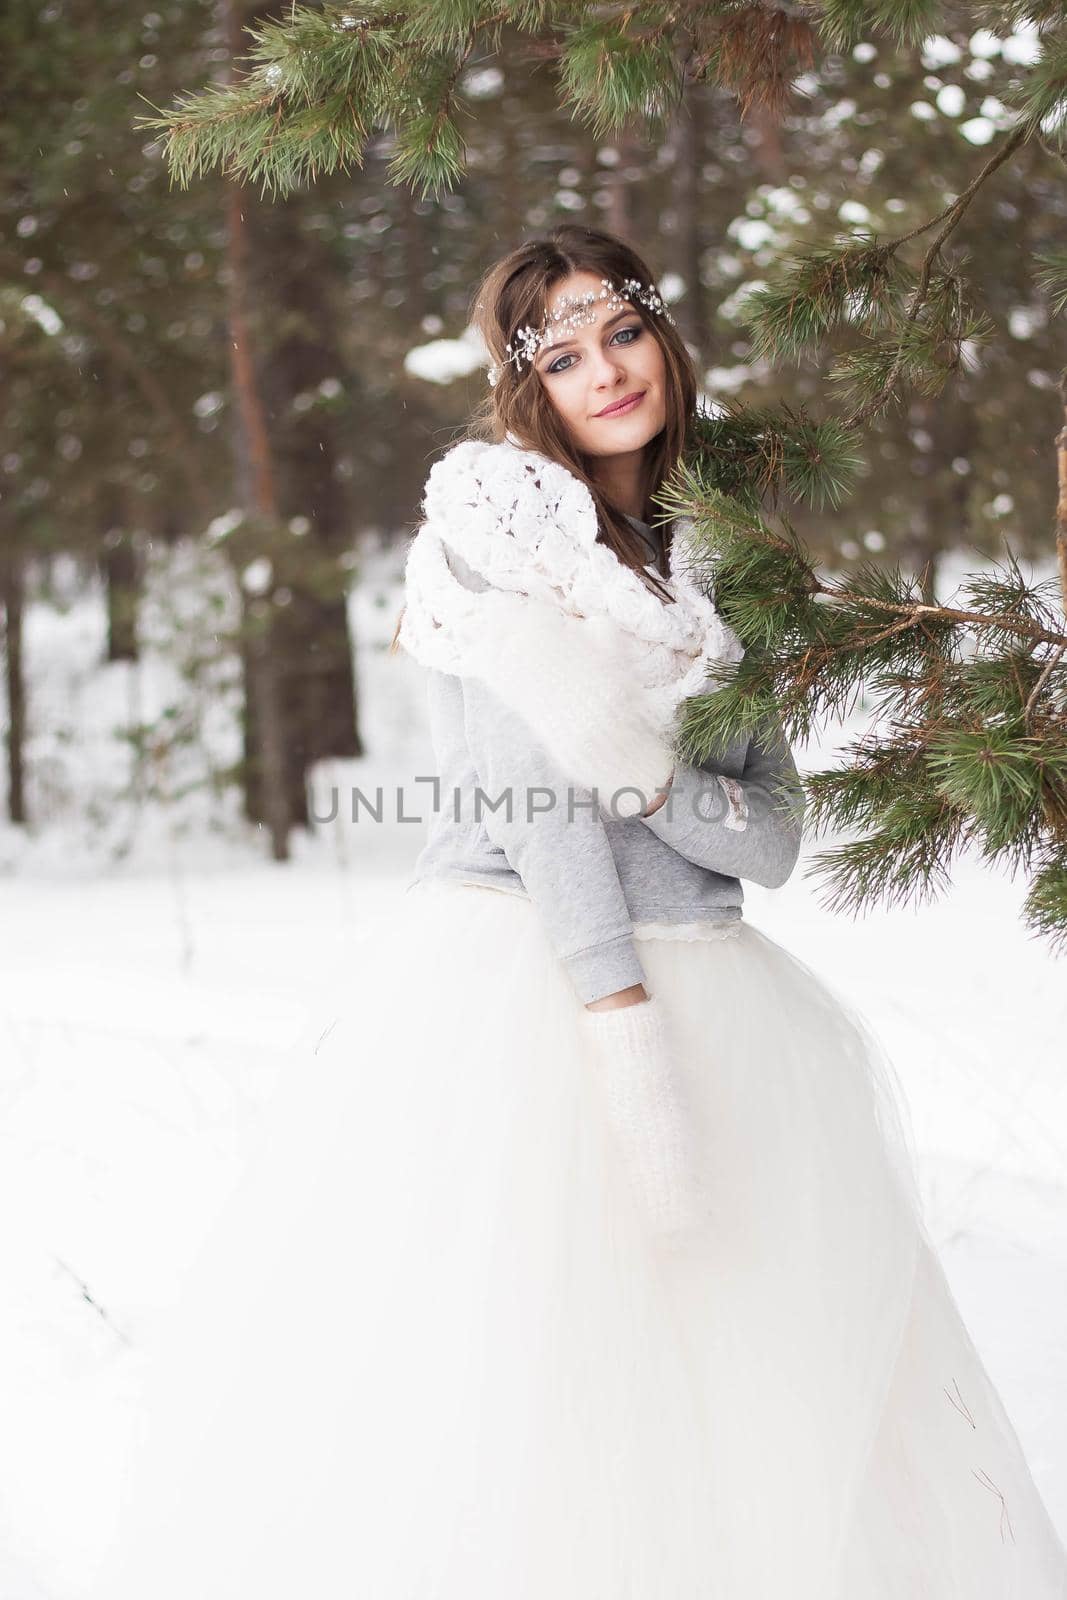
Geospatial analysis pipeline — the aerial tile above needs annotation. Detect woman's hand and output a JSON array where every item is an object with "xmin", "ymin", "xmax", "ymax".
[
  {"xmin": 641, "ymin": 768, "xmax": 675, "ymax": 818},
  {"xmin": 586, "ymin": 983, "xmax": 649, "ymax": 1013},
  {"xmin": 578, "ymin": 992, "xmax": 711, "ymax": 1243}
]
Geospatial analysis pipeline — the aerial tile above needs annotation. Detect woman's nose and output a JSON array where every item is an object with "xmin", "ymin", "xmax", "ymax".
[{"xmin": 591, "ymin": 350, "xmax": 629, "ymax": 384}]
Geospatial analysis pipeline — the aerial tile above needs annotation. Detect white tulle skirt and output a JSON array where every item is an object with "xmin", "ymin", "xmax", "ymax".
[{"xmin": 84, "ymin": 880, "xmax": 1067, "ymax": 1599}]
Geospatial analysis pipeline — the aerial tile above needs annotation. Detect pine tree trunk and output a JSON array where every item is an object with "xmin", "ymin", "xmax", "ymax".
[
  {"xmin": 2, "ymin": 553, "xmax": 26, "ymax": 826},
  {"xmin": 672, "ymin": 84, "xmax": 711, "ymax": 361},
  {"xmin": 100, "ymin": 488, "xmax": 141, "ymax": 664},
  {"xmin": 902, "ymin": 399, "xmax": 951, "ymax": 603},
  {"xmin": 1057, "ymin": 370, "xmax": 1067, "ymax": 619},
  {"xmin": 225, "ymin": 0, "xmax": 290, "ymax": 861},
  {"xmin": 899, "ymin": 509, "xmax": 941, "ymax": 605},
  {"xmin": 230, "ymin": 0, "xmax": 361, "ymax": 834},
  {"xmin": 276, "ymin": 593, "xmax": 362, "ymax": 827},
  {"xmin": 751, "ymin": 100, "xmax": 788, "ymax": 185},
  {"xmin": 256, "ymin": 238, "xmax": 362, "ymax": 827},
  {"xmin": 401, "ymin": 181, "xmax": 428, "ymax": 329},
  {"xmin": 601, "ymin": 131, "xmax": 638, "ymax": 240},
  {"xmin": 238, "ymin": 622, "xmax": 264, "ymax": 826}
]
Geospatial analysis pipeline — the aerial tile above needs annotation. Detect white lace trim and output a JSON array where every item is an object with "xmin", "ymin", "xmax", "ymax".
[{"xmin": 632, "ymin": 919, "xmax": 742, "ymax": 942}]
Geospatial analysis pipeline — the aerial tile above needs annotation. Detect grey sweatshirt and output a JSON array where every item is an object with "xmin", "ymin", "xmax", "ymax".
[{"xmin": 405, "ymin": 514, "xmax": 805, "ymax": 1004}]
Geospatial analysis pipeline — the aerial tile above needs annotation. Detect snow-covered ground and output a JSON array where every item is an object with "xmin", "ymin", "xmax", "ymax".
[{"xmin": 1, "ymin": 545, "xmax": 1065, "ymax": 1594}]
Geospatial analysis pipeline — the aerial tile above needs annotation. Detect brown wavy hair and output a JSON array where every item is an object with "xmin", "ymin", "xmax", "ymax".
[{"xmin": 390, "ymin": 223, "xmax": 698, "ymax": 654}]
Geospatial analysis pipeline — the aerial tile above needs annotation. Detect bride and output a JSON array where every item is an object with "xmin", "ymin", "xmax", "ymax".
[{"xmin": 85, "ymin": 223, "xmax": 1067, "ymax": 1598}]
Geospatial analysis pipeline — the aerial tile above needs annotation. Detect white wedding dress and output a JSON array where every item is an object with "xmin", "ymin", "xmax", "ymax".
[{"xmin": 81, "ymin": 877, "xmax": 1067, "ymax": 1599}]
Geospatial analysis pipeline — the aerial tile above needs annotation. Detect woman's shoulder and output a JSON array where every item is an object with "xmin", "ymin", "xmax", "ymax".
[
  {"xmin": 420, "ymin": 436, "xmax": 595, "ymax": 567},
  {"xmin": 423, "ymin": 435, "xmax": 582, "ymax": 509}
]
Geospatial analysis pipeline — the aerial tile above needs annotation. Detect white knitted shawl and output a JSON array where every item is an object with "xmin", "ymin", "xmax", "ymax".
[{"xmin": 398, "ymin": 437, "xmax": 745, "ymax": 806}]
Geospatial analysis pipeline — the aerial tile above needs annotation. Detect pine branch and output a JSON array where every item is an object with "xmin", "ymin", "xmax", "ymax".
[
  {"xmin": 137, "ymin": 2, "xmax": 490, "ymax": 194},
  {"xmin": 1035, "ymin": 249, "xmax": 1067, "ymax": 317},
  {"xmin": 925, "ymin": 727, "xmax": 1061, "ymax": 863},
  {"xmin": 845, "ymin": 121, "xmax": 1033, "ymax": 427},
  {"xmin": 828, "ymin": 287, "xmax": 995, "ymax": 410},
  {"xmin": 805, "ymin": 796, "xmax": 968, "ymax": 920},
  {"xmin": 973, "ymin": 0, "xmax": 1066, "ymax": 24},
  {"xmin": 1023, "ymin": 850, "xmax": 1067, "ymax": 953},
  {"xmin": 662, "ymin": 400, "xmax": 866, "ymax": 515},
  {"xmin": 818, "ymin": 0, "xmax": 942, "ymax": 52},
  {"xmin": 802, "ymin": 732, "xmax": 925, "ymax": 835},
  {"xmin": 1027, "ymin": 643, "xmax": 1067, "ymax": 722},
  {"xmin": 146, "ymin": 2, "xmax": 915, "ymax": 194},
  {"xmin": 668, "ymin": 447, "xmax": 1067, "ymax": 944},
  {"xmin": 742, "ymin": 237, "xmax": 905, "ymax": 366},
  {"xmin": 668, "ymin": 474, "xmax": 1067, "ymax": 652},
  {"xmin": 1009, "ymin": 28, "xmax": 1067, "ymax": 134},
  {"xmin": 740, "ymin": 115, "xmax": 1040, "ymax": 427},
  {"xmin": 138, "ymin": 3, "xmax": 739, "ymax": 194},
  {"xmin": 557, "ymin": 16, "xmax": 683, "ymax": 139},
  {"xmin": 709, "ymin": 5, "xmax": 816, "ymax": 120}
]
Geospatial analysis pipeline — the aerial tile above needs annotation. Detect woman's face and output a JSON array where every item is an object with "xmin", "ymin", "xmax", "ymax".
[{"xmin": 531, "ymin": 269, "xmax": 668, "ymax": 459}]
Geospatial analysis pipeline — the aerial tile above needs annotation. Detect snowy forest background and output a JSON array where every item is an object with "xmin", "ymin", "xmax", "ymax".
[{"xmin": 2, "ymin": 3, "xmax": 1066, "ymax": 1593}]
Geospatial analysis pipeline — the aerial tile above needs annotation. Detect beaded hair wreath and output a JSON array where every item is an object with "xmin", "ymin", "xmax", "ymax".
[{"xmin": 486, "ymin": 276, "xmax": 676, "ymax": 387}]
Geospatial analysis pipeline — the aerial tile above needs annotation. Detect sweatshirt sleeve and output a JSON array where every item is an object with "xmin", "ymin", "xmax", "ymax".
[
  {"xmin": 460, "ymin": 672, "xmax": 648, "ymax": 1007},
  {"xmin": 639, "ymin": 720, "xmax": 805, "ymax": 889}
]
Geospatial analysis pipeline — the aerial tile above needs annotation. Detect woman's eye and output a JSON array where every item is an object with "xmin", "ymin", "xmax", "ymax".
[{"xmin": 546, "ymin": 323, "xmax": 642, "ymax": 376}]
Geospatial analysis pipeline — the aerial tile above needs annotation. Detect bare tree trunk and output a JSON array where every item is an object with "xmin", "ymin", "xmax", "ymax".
[
  {"xmin": 672, "ymin": 83, "xmax": 711, "ymax": 360},
  {"xmin": 899, "ymin": 507, "xmax": 941, "ymax": 606},
  {"xmin": 100, "ymin": 485, "xmax": 141, "ymax": 664},
  {"xmin": 902, "ymin": 398, "xmax": 952, "ymax": 603},
  {"xmin": 228, "ymin": 0, "xmax": 362, "ymax": 835},
  {"xmin": 259, "ymin": 237, "xmax": 362, "ymax": 827},
  {"xmin": 750, "ymin": 100, "xmax": 788, "ymax": 185},
  {"xmin": 601, "ymin": 131, "xmax": 638, "ymax": 241},
  {"xmin": 2, "ymin": 553, "xmax": 26, "ymax": 825},
  {"xmin": 238, "ymin": 628, "xmax": 263, "ymax": 825},
  {"xmin": 1057, "ymin": 370, "xmax": 1067, "ymax": 618},
  {"xmin": 401, "ymin": 181, "xmax": 428, "ymax": 329},
  {"xmin": 225, "ymin": 0, "xmax": 289, "ymax": 862}
]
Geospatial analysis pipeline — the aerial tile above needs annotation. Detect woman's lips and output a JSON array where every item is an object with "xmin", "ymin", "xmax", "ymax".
[{"xmin": 595, "ymin": 391, "xmax": 645, "ymax": 418}]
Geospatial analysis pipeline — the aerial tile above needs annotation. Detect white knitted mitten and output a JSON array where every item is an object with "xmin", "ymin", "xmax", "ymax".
[
  {"xmin": 462, "ymin": 590, "xmax": 675, "ymax": 818},
  {"xmin": 579, "ymin": 995, "xmax": 710, "ymax": 1244}
]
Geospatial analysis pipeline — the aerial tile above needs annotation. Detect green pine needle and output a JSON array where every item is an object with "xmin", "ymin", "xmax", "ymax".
[
  {"xmin": 780, "ymin": 415, "xmax": 865, "ymax": 509},
  {"xmin": 557, "ymin": 20, "xmax": 682, "ymax": 140},
  {"xmin": 674, "ymin": 657, "xmax": 782, "ymax": 760},
  {"xmin": 1022, "ymin": 852, "xmax": 1067, "ymax": 954},
  {"xmin": 741, "ymin": 237, "xmax": 904, "ymax": 365},
  {"xmin": 806, "ymin": 797, "xmax": 964, "ymax": 919},
  {"xmin": 959, "ymin": 555, "xmax": 1065, "ymax": 638},
  {"xmin": 828, "ymin": 285, "xmax": 995, "ymax": 412},
  {"xmin": 925, "ymin": 728, "xmax": 1046, "ymax": 851},
  {"xmin": 819, "ymin": 0, "xmax": 941, "ymax": 51},
  {"xmin": 803, "ymin": 735, "xmax": 925, "ymax": 836},
  {"xmin": 942, "ymin": 652, "xmax": 1055, "ymax": 725},
  {"xmin": 1034, "ymin": 248, "xmax": 1067, "ymax": 316},
  {"xmin": 1008, "ymin": 31, "xmax": 1067, "ymax": 135},
  {"xmin": 869, "ymin": 0, "xmax": 942, "ymax": 47},
  {"xmin": 817, "ymin": 0, "xmax": 870, "ymax": 53},
  {"xmin": 384, "ymin": 103, "xmax": 469, "ymax": 199},
  {"xmin": 396, "ymin": 0, "xmax": 492, "ymax": 52},
  {"xmin": 667, "ymin": 399, "xmax": 864, "ymax": 514}
]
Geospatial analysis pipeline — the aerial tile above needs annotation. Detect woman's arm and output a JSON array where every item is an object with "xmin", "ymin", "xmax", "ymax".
[
  {"xmin": 586, "ymin": 982, "xmax": 649, "ymax": 1012},
  {"xmin": 461, "ymin": 672, "xmax": 650, "ymax": 1008},
  {"xmin": 637, "ymin": 722, "xmax": 805, "ymax": 888}
]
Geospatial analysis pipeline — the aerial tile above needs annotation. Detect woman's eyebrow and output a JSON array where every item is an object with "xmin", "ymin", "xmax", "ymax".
[{"xmin": 536, "ymin": 308, "xmax": 632, "ymax": 363}]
